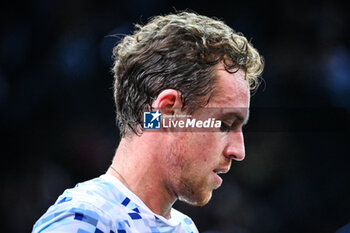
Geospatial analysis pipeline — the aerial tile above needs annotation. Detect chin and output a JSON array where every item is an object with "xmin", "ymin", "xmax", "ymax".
[{"xmin": 179, "ymin": 190, "xmax": 212, "ymax": 207}]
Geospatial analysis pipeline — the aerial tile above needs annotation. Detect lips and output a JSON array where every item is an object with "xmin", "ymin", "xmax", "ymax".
[
  {"xmin": 213, "ymin": 167, "xmax": 230, "ymax": 174},
  {"xmin": 213, "ymin": 172, "xmax": 223, "ymax": 186},
  {"xmin": 212, "ymin": 167, "xmax": 230, "ymax": 187}
]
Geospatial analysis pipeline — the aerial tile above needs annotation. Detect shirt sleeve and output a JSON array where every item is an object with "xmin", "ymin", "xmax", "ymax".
[{"xmin": 32, "ymin": 202, "xmax": 116, "ymax": 233}]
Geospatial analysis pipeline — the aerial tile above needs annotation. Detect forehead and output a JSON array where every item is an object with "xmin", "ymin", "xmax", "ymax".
[{"xmin": 209, "ymin": 62, "xmax": 250, "ymax": 108}]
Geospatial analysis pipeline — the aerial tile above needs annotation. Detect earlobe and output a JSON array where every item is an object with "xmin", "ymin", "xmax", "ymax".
[{"xmin": 152, "ymin": 89, "xmax": 182, "ymax": 114}]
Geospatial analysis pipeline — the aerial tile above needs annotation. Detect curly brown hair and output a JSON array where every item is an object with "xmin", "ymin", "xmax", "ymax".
[{"xmin": 112, "ymin": 11, "xmax": 264, "ymax": 136}]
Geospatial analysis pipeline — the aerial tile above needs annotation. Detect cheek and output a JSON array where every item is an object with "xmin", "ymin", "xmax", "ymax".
[
  {"xmin": 168, "ymin": 132, "xmax": 224, "ymax": 170},
  {"xmin": 188, "ymin": 133, "xmax": 223, "ymax": 162}
]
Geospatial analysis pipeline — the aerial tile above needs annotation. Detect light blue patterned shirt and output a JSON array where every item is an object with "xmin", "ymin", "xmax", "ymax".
[{"xmin": 32, "ymin": 174, "xmax": 198, "ymax": 233}]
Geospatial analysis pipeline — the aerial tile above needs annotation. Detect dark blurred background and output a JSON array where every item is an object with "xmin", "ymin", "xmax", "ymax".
[{"xmin": 0, "ymin": 0, "xmax": 349, "ymax": 232}]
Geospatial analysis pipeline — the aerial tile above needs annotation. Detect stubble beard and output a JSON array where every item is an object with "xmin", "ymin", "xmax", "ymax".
[
  {"xmin": 165, "ymin": 142, "xmax": 213, "ymax": 207},
  {"xmin": 177, "ymin": 176, "xmax": 213, "ymax": 206}
]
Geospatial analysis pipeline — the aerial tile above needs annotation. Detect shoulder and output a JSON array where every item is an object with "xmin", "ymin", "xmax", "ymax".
[
  {"xmin": 336, "ymin": 223, "xmax": 350, "ymax": 233},
  {"xmin": 56, "ymin": 175, "xmax": 130, "ymax": 213},
  {"xmin": 32, "ymin": 200, "xmax": 117, "ymax": 233},
  {"xmin": 32, "ymin": 175, "xmax": 130, "ymax": 233}
]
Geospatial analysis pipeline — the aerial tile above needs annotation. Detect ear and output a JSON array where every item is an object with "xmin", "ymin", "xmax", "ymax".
[{"xmin": 151, "ymin": 89, "xmax": 182, "ymax": 114}]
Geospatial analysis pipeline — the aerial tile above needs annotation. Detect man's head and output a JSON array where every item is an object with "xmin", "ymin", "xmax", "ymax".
[
  {"xmin": 112, "ymin": 11, "xmax": 263, "ymax": 137},
  {"xmin": 111, "ymin": 11, "xmax": 264, "ymax": 207},
  {"xmin": 154, "ymin": 63, "xmax": 251, "ymax": 206}
]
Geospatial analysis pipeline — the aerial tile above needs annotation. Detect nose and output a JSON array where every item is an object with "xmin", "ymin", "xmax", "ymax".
[{"xmin": 223, "ymin": 131, "xmax": 245, "ymax": 161}]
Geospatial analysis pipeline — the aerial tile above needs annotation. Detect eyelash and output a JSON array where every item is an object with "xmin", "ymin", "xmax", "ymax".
[
  {"xmin": 220, "ymin": 121, "xmax": 244, "ymax": 132},
  {"xmin": 220, "ymin": 122, "xmax": 233, "ymax": 132}
]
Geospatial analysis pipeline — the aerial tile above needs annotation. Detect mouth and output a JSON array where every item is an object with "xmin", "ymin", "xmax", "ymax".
[
  {"xmin": 212, "ymin": 167, "xmax": 229, "ymax": 187},
  {"xmin": 213, "ymin": 167, "xmax": 229, "ymax": 175}
]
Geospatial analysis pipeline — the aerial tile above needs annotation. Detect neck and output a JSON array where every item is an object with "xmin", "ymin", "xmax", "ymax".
[{"xmin": 106, "ymin": 136, "xmax": 177, "ymax": 219}]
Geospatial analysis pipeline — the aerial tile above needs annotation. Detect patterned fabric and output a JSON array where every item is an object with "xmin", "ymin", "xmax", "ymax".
[
  {"xmin": 32, "ymin": 174, "xmax": 198, "ymax": 233},
  {"xmin": 336, "ymin": 223, "xmax": 350, "ymax": 233}
]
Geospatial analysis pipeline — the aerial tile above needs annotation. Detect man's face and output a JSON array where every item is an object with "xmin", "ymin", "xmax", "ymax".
[{"xmin": 164, "ymin": 62, "xmax": 250, "ymax": 206}]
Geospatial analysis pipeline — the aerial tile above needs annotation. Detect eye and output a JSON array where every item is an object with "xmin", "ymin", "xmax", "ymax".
[{"xmin": 220, "ymin": 122, "xmax": 232, "ymax": 132}]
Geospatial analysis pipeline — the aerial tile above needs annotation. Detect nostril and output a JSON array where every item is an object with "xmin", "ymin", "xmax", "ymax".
[
  {"xmin": 223, "ymin": 145, "xmax": 245, "ymax": 161},
  {"xmin": 232, "ymin": 153, "xmax": 245, "ymax": 161}
]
